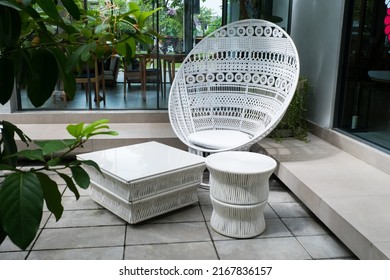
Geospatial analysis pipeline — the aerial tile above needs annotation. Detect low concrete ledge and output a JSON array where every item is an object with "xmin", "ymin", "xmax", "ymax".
[
  {"xmin": 14, "ymin": 123, "xmax": 186, "ymax": 156},
  {"xmin": 260, "ymin": 133, "xmax": 390, "ymax": 259}
]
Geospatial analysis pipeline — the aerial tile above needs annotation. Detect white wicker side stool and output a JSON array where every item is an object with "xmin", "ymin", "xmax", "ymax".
[{"xmin": 205, "ymin": 151, "xmax": 277, "ymax": 238}]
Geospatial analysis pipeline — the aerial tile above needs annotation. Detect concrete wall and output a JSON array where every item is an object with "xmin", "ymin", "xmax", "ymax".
[{"xmin": 290, "ymin": 0, "xmax": 345, "ymax": 128}]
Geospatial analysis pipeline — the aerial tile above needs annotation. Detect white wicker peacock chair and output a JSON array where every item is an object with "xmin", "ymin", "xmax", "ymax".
[{"xmin": 168, "ymin": 19, "xmax": 300, "ymax": 156}]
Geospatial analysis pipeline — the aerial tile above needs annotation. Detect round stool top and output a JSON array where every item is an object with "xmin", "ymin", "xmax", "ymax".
[{"xmin": 205, "ymin": 151, "xmax": 277, "ymax": 174}]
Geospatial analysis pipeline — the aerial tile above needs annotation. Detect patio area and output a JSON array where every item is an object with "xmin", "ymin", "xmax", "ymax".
[{"xmin": 0, "ymin": 169, "xmax": 355, "ymax": 260}]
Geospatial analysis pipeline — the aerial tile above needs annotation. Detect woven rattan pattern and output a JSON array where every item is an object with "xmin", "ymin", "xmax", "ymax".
[{"xmin": 168, "ymin": 19, "xmax": 300, "ymax": 155}]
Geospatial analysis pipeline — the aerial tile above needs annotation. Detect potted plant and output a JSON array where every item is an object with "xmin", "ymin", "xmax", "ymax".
[
  {"xmin": 0, "ymin": 0, "xmax": 159, "ymax": 250},
  {"xmin": 270, "ymin": 77, "xmax": 310, "ymax": 141}
]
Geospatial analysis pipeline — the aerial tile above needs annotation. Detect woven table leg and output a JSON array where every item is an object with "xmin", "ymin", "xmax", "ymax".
[{"xmin": 210, "ymin": 195, "xmax": 267, "ymax": 238}]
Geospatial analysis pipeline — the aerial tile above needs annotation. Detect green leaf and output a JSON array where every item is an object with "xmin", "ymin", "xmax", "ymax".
[
  {"xmin": 116, "ymin": 39, "xmax": 136, "ymax": 60},
  {"xmin": 36, "ymin": 172, "xmax": 63, "ymax": 221},
  {"xmin": 0, "ymin": 172, "xmax": 43, "ymax": 250},
  {"xmin": 47, "ymin": 157, "xmax": 61, "ymax": 167},
  {"xmin": 70, "ymin": 165, "xmax": 90, "ymax": 189},
  {"xmin": 16, "ymin": 149, "xmax": 45, "ymax": 162},
  {"xmin": 66, "ymin": 122, "xmax": 85, "ymax": 138},
  {"xmin": 86, "ymin": 131, "xmax": 119, "ymax": 139},
  {"xmin": 66, "ymin": 42, "xmax": 97, "ymax": 72},
  {"xmin": 0, "ymin": 1, "xmax": 22, "ymax": 10},
  {"xmin": 79, "ymin": 159, "xmax": 102, "ymax": 174},
  {"xmin": 34, "ymin": 139, "xmax": 75, "ymax": 155},
  {"xmin": 81, "ymin": 119, "xmax": 110, "ymax": 135},
  {"xmin": 1, "ymin": 120, "xmax": 31, "ymax": 145},
  {"xmin": 36, "ymin": 0, "xmax": 61, "ymax": 21},
  {"xmin": 138, "ymin": 8, "xmax": 161, "ymax": 29},
  {"xmin": 27, "ymin": 49, "xmax": 59, "ymax": 107},
  {"xmin": 128, "ymin": 2, "xmax": 140, "ymax": 18},
  {"xmin": 49, "ymin": 47, "xmax": 76, "ymax": 100},
  {"xmin": 0, "ymin": 123, "xmax": 18, "ymax": 167},
  {"xmin": 0, "ymin": 222, "xmax": 6, "ymax": 247},
  {"xmin": 61, "ymin": 0, "xmax": 81, "ymax": 20},
  {"xmin": 58, "ymin": 172, "xmax": 80, "ymax": 200},
  {"xmin": 95, "ymin": 23, "xmax": 110, "ymax": 35},
  {"xmin": 0, "ymin": 4, "xmax": 21, "ymax": 48},
  {"xmin": 0, "ymin": 163, "xmax": 17, "ymax": 172},
  {"xmin": 0, "ymin": 56, "xmax": 15, "ymax": 105}
]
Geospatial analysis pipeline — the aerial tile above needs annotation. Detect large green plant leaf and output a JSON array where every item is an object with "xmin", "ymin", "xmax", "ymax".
[
  {"xmin": 79, "ymin": 160, "xmax": 102, "ymax": 174},
  {"xmin": 116, "ymin": 38, "xmax": 136, "ymax": 60},
  {"xmin": 0, "ymin": 56, "xmax": 15, "ymax": 105},
  {"xmin": 15, "ymin": 149, "xmax": 45, "ymax": 162},
  {"xmin": 65, "ymin": 42, "xmax": 97, "ymax": 73},
  {"xmin": 0, "ymin": 122, "xmax": 18, "ymax": 167},
  {"xmin": 0, "ymin": 223, "xmax": 6, "ymax": 246},
  {"xmin": 128, "ymin": 2, "xmax": 140, "ymax": 18},
  {"xmin": 34, "ymin": 139, "xmax": 76, "ymax": 155},
  {"xmin": 1, "ymin": 120, "xmax": 31, "ymax": 146},
  {"xmin": 61, "ymin": 0, "xmax": 80, "ymax": 20},
  {"xmin": 66, "ymin": 122, "xmax": 85, "ymax": 138},
  {"xmin": 49, "ymin": 47, "xmax": 76, "ymax": 100},
  {"xmin": 0, "ymin": 172, "xmax": 43, "ymax": 250},
  {"xmin": 35, "ymin": 0, "xmax": 61, "ymax": 21},
  {"xmin": 27, "ymin": 48, "xmax": 59, "ymax": 107},
  {"xmin": 58, "ymin": 172, "xmax": 80, "ymax": 200},
  {"xmin": 36, "ymin": 172, "xmax": 63, "ymax": 221},
  {"xmin": 0, "ymin": 120, "xmax": 32, "ymax": 167},
  {"xmin": 138, "ymin": 8, "xmax": 161, "ymax": 29},
  {"xmin": 70, "ymin": 165, "xmax": 90, "ymax": 189},
  {"xmin": 0, "ymin": 4, "xmax": 21, "ymax": 48},
  {"xmin": 0, "ymin": 1, "xmax": 22, "ymax": 10}
]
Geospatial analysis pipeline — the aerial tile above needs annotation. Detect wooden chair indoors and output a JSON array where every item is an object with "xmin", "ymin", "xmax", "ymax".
[
  {"xmin": 75, "ymin": 58, "xmax": 106, "ymax": 105},
  {"xmin": 123, "ymin": 56, "xmax": 162, "ymax": 101},
  {"xmin": 103, "ymin": 54, "xmax": 121, "ymax": 88}
]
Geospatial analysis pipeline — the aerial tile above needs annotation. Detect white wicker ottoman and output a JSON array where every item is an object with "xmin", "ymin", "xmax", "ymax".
[
  {"xmin": 205, "ymin": 151, "xmax": 277, "ymax": 238},
  {"xmin": 77, "ymin": 141, "xmax": 206, "ymax": 224}
]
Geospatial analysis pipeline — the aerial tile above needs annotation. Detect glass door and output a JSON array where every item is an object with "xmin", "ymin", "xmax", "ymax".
[
  {"xmin": 224, "ymin": 0, "xmax": 291, "ymax": 32},
  {"xmin": 337, "ymin": 0, "xmax": 390, "ymax": 150},
  {"xmin": 16, "ymin": 0, "xmax": 223, "ymax": 111}
]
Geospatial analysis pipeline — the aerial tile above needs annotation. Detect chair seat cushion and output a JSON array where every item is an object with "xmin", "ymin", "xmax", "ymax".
[{"xmin": 188, "ymin": 130, "xmax": 251, "ymax": 150}]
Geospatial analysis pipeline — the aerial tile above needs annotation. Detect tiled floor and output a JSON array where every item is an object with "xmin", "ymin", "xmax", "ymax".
[{"xmin": 0, "ymin": 171, "xmax": 357, "ymax": 260}]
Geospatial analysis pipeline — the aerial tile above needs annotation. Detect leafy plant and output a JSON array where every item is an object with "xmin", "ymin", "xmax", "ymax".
[
  {"xmin": 270, "ymin": 77, "xmax": 310, "ymax": 141},
  {"xmin": 0, "ymin": 119, "xmax": 118, "ymax": 250},
  {"xmin": 0, "ymin": 1, "xmax": 140, "ymax": 250},
  {"xmin": 0, "ymin": 0, "xmax": 160, "ymax": 106}
]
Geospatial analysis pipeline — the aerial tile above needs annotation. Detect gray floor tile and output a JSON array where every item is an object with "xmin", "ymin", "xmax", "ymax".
[
  {"xmin": 146, "ymin": 204, "xmax": 205, "ymax": 223},
  {"xmin": 45, "ymin": 209, "xmax": 125, "ymax": 228},
  {"xmin": 215, "ymin": 237, "xmax": 311, "ymax": 260},
  {"xmin": 282, "ymin": 217, "xmax": 329, "ymax": 236},
  {"xmin": 125, "ymin": 242, "xmax": 218, "ymax": 260},
  {"xmin": 61, "ymin": 196, "xmax": 102, "ymax": 211},
  {"xmin": 197, "ymin": 190, "xmax": 212, "ymax": 206},
  {"xmin": 28, "ymin": 246, "xmax": 124, "ymax": 260},
  {"xmin": 260, "ymin": 219, "xmax": 294, "ymax": 238},
  {"xmin": 269, "ymin": 202, "xmax": 312, "ymax": 218},
  {"xmin": 268, "ymin": 189, "xmax": 299, "ymax": 203},
  {"xmin": 0, "ymin": 237, "xmax": 26, "ymax": 252},
  {"xmin": 126, "ymin": 222, "xmax": 211, "ymax": 245},
  {"xmin": 208, "ymin": 218, "xmax": 292, "ymax": 241},
  {"xmin": 200, "ymin": 205, "xmax": 213, "ymax": 221},
  {"xmin": 264, "ymin": 204, "xmax": 278, "ymax": 218},
  {"xmin": 0, "ymin": 251, "xmax": 29, "ymax": 260},
  {"xmin": 297, "ymin": 235, "xmax": 356, "ymax": 259},
  {"xmin": 32, "ymin": 225, "xmax": 126, "ymax": 250},
  {"xmin": 62, "ymin": 186, "xmax": 91, "ymax": 197}
]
